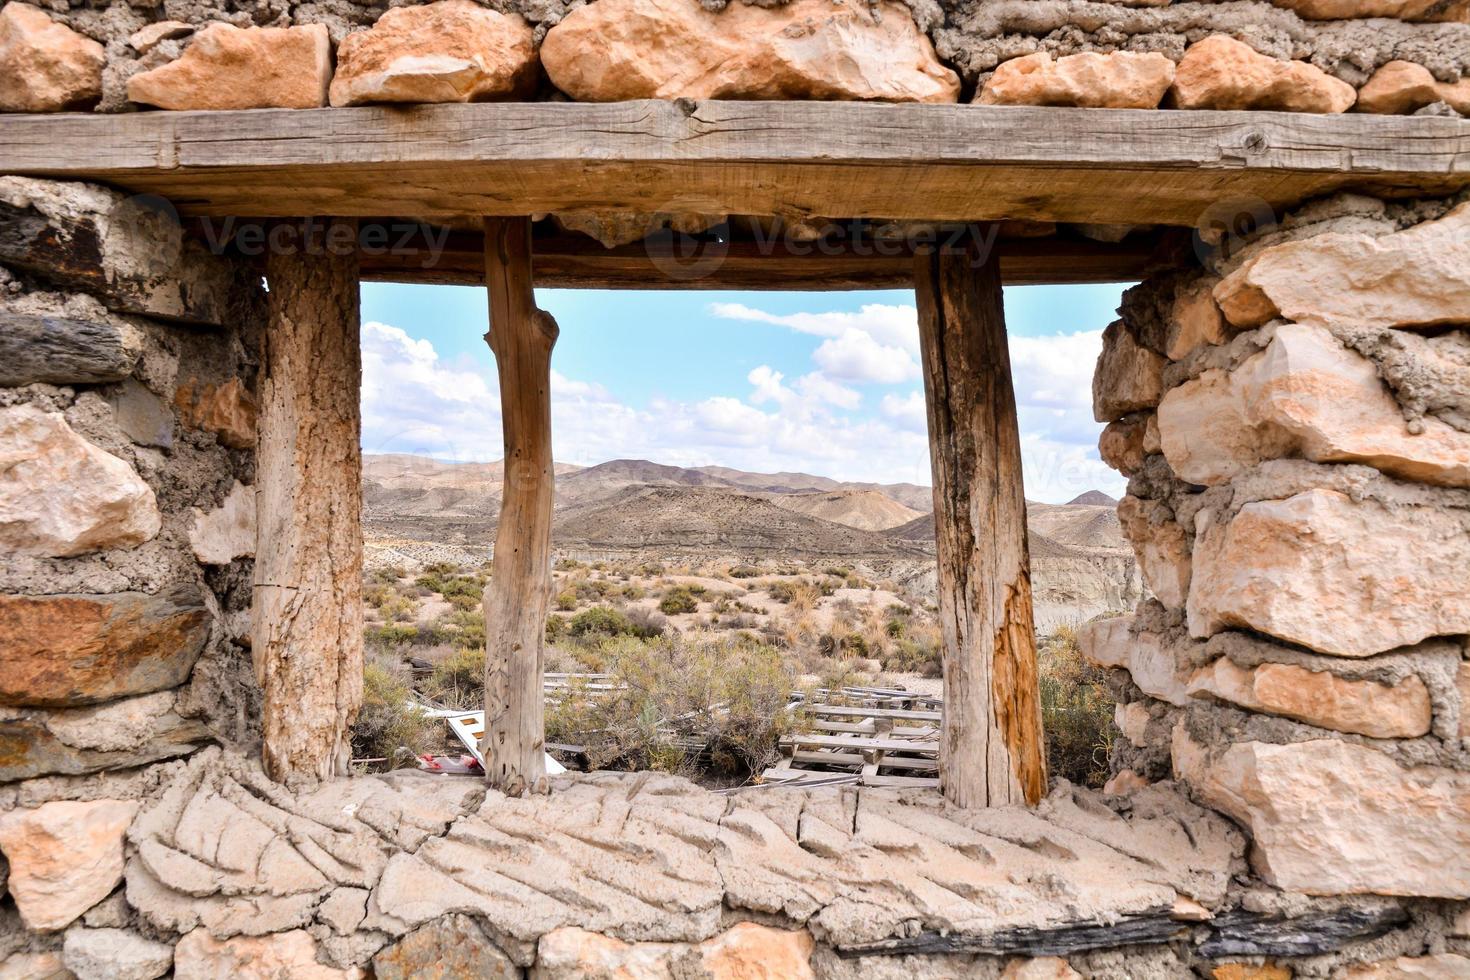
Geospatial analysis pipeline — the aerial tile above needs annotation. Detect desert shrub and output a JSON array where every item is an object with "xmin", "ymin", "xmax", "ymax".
[
  {"xmin": 546, "ymin": 614, "xmax": 568, "ymax": 642},
  {"xmin": 554, "ymin": 589, "xmax": 578, "ymax": 612},
  {"xmin": 1037, "ymin": 625, "xmax": 1114, "ymax": 789},
  {"xmin": 658, "ymin": 588, "xmax": 699, "ymax": 615},
  {"xmin": 570, "ymin": 605, "xmax": 638, "ymax": 638},
  {"xmin": 556, "ymin": 558, "xmax": 584, "ymax": 571},
  {"xmin": 545, "ymin": 634, "xmax": 794, "ymax": 779},
  {"xmin": 728, "ymin": 565, "xmax": 761, "ymax": 579},
  {"xmin": 623, "ymin": 606, "xmax": 667, "ymax": 639},
  {"xmin": 422, "ymin": 646, "xmax": 485, "ymax": 709},
  {"xmin": 363, "ymin": 623, "xmax": 422, "ymax": 647},
  {"xmin": 351, "ymin": 659, "xmax": 434, "ymax": 762},
  {"xmin": 620, "ymin": 583, "xmax": 646, "ymax": 601}
]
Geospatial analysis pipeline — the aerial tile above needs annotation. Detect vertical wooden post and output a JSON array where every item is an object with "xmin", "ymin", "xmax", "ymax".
[
  {"xmin": 480, "ymin": 216, "xmax": 558, "ymax": 795},
  {"xmin": 914, "ymin": 230, "xmax": 1046, "ymax": 808},
  {"xmin": 255, "ymin": 218, "xmax": 364, "ymax": 787}
]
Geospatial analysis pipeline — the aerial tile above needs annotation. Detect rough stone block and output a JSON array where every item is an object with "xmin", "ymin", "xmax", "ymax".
[
  {"xmin": 174, "ymin": 377, "xmax": 256, "ymax": 450},
  {"xmin": 0, "ymin": 404, "xmax": 160, "ymax": 558},
  {"xmin": 1187, "ymin": 658, "xmax": 1432, "ymax": 738},
  {"xmin": 1098, "ymin": 416, "xmax": 1149, "ymax": 475},
  {"xmin": 1270, "ymin": 0, "xmax": 1469, "ymax": 20},
  {"xmin": 0, "ymin": 308, "xmax": 143, "ymax": 387},
  {"xmin": 0, "ymin": 586, "xmax": 209, "ymax": 706},
  {"xmin": 189, "ymin": 480, "xmax": 255, "ymax": 565},
  {"xmin": 541, "ymin": 0, "xmax": 959, "ymax": 103},
  {"xmin": 108, "ymin": 378, "xmax": 173, "ymax": 449},
  {"xmin": 0, "ymin": 799, "xmax": 139, "ymax": 932},
  {"xmin": 1174, "ymin": 729, "xmax": 1470, "ymax": 897},
  {"xmin": 373, "ymin": 914, "xmax": 516, "ymax": 978},
  {"xmin": 0, "ymin": 176, "xmax": 244, "ymax": 327},
  {"xmin": 63, "ymin": 926, "xmax": 173, "ymax": 980},
  {"xmin": 1358, "ymin": 60, "xmax": 1470, "ymax": 114},
  {"xmin": 1157, "ymin": 323, "xmax": 1470, "ymax": 487},
  {"xmin": 1078, "ymin": 615, "xmax": 1191, "ymax": 706},
  {"xmin": 1166, "ymin": 276, "xmax": 1228, "ymax": 361},
  {"xmin": 0, "ymin": 1, "xmax": 103, "ymax": 112},
  {"xmin": 1342, "ymin": 955, "xmax": 1470, "ymax": 979},
  {"xmin": 330, "ymin": 1, "xmax": 536, "ymax": 107},
  {"xmin": 1214, "ymin": 202, "xmax": 1470, "ymax": 331},
  {"xmin": 1187, "ymin": 487, "xmax": 1470, "ymax": 656},
  {"xmin": 977, "ymin": 51, "xmax": 1174, "ymax": 108},
  {"xmin": 1093, "ymin": 321, "xmax": 1165, "ymax": 423},
  {"xmin": 128, "ymin": 23, "xmax": 330, "ymax": 110},
  {"xmin": 1169, "ymin": 35, "xmax": 1355, "ymax": 112},
  {"xmin": 0, "ymin": 699, "xmax": 208, "ymax": 782},
  {"xmin": 173, "ymin": 929, "xmax": 357, "ymax": 980},
  {"xmin": 531, "ymin": 923, "xmax": 815, "ymax": 979},
  {"xmin": 1117, "ymin": 495, "xmax": 1191, "ymax": 609}
]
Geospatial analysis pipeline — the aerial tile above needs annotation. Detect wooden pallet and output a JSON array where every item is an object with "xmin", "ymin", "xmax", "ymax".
[{"xmin": 768, "ymin": 688, "xmax": 943, "ymax": 789}]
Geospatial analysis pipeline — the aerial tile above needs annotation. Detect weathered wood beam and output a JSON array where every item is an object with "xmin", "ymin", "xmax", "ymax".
[
  {"xmin": 916, "ymin": 231, "xmax": 1046, "ymax": 808},
  {"xmin": 3, "ymin": 103, "xmax": 1466, "ymax": 226},
  {"xmin": 355, "ymin": 224, "xmax": 1177, "ymax": 289},
  {"xmin": 254, "ymin": 219, "xmax": 364, "ymax": 787},
  {"xmin": 480, "ymin": 216, "xmax": 557, "ymax": 796}
]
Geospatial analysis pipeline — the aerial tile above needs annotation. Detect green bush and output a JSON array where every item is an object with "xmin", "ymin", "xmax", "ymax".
[
  {"xmin": 658, "ymin": 588, "xmax": 698, "ymax": 615},
  {"xmin": 422, "ymin": 647, "xmax": 485, "ymax": 710},
  {"xmin": 1038, "ymin": 625, "xmax": 1114, "ymax": 789},
  {"xmin": 351, "ymin": 662, "xmax": 434, "ymax": 762},
  {"xmin": 570, "ymin": 605, "xmax": 637, "ymax": 638}
]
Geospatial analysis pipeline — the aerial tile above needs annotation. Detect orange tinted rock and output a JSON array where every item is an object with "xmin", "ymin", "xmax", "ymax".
[
  {"xmin": 541, "ymin": 0, "xmax": 958, "ymax": 103},
  {"xmin": 1458, "ymin": 661, "xmax": 1470, "ymax": 739},
  {"xmin": 329, "ymin": 1, "xmax": 536, "ymax": 107},
  {"xmin": 127, "ymin": 22, "xmax": 329, "ymax": 110},
  {"xmin": 1001, "ymin": 958, "xmax": 1083, "ymax": 979},
  {"xmin": 175, "ymin": 377, "xmax": 257, "ymax": 449},
  {"xmin": 1343, "ymin": 956, "xmax": 1470, "ymax": 979},
  {"xmin": 173, "ymin": 929, "xmax": 357, "ymax": 980},
  {"xmin": 1214, "ymin": 202, "xmax": 1470, "ymax": 330},
  {"xmin": 1187, "ymin": 658, "xmax": 1432, "ymax": 738},
  {"xmin": 1093, "ymin": 321, "xmax": 1165, "ymax": 422},
  {"xmin": 1170, "ymin": 35, "xmax": 1355, "ymax": 113},
  {"xmin": 697, "ymin": 922, "xmax": 815, "ymax": 979},
  {"xmin": 1167, "ymin": 276, "xmax": 1227, "ymax": 360},
  {"xmin": 0, "ymin": 2, "xmax": 103, "ymax": 112},
  {"xmin": 979, "ymin": 51, "xmax": 1174, "ymax": 108},
  {"xmin": 1212, "ymin": 963, "xmax": 1292, "ymax": 980},
  {"xmin": 1118, "ymin": 495, "xmax": 1191, "ymax": 608},
  {"xmin": 1099, "ymin": 416, "xmax": 1148, "ymax": 474},
  {"xmin": 0, "ymin": 587, "xmax": 209, "ymax": 706},
  {"xmin": 1357, "ymin": 60, "xmax": 1470, "ymax": 115}
]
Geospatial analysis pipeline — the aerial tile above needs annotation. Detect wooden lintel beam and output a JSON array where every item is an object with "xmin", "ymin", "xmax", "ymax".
[
  {"xmin": 354, "ymin": 224, "xmax": 1176, "ymax": 289},
  {"xmin": 3, "ymin": 102, "xmax": 1465, "ymax": 227}
]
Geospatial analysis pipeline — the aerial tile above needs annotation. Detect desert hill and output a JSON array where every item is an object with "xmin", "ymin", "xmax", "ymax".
[{"xmin": 766, "ymin": 489, "xmax": 925, "ymax": 531}]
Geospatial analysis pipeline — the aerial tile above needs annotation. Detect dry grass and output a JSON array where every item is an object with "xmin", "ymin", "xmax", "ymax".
[{"xmin": 1037, "ymin": 624, "xmax": 1115, "ymax": 789}]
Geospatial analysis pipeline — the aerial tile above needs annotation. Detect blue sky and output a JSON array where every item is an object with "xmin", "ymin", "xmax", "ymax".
[{"xmin": 360, "ymin": 282, "xmax": 1131, "ymax": 503}]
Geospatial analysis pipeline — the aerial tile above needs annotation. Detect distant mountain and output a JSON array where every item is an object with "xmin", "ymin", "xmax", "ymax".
[
  {"xmin": 1067, "ymin": 490, "xmax": 1118, "ymax": 507},
  {"xmin": 554, "ymin": 484, "xmax": 926, "ymax": 557}
]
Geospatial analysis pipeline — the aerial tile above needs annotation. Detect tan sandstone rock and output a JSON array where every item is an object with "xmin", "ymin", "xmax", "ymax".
[
  {"xmin": 0, "ymin": 404, "xmax": 160, "ymax": 557},
  {"xmin": 127, "ymin": 20, "xmax": 193, "ymax": 55},
  {"xmin": 1215, "ymin": 202, "xmax": 1470, "ymax": 331},
  {"xmin": 189, "ymin": 480, "xmax": 255, "ymax": 565},
  {"xmin": 127, "ymin": 22, "xmax": 330, "ymax": 110},
  {"xmin": 1271, "ymin": 0, "xmax": 1469, "ymax": 19},
  {"xmin": 173, "ymin": 929, "xmax": 358, "ymax": 980},
  {"xmin": 1115, "ymin": 701, "xmax": 1152, "ymax": 746},
  {"xmin": 1211, "ymin": 964, "xmax": 1291, "ymax": 980},
  {"xmin": 1099, "ymin": 416, "xmax": 1149, "ymax": 475},
  {"xmin": 531, "ymin": 923, "xmax": 814, "ymax": 979},
  {"xmin": 1157, "ymin": 323, "xmax": 1470, "ymax": 487},
  {"xmin": 1117, "ymin": 495, "xmax": 1192, "ymax": 608},
  {"xmin": 63, "ymin": 926, "xmax": 174, "ymax": 980},
  {"xmin": 1187, "ymin": 658, "xmax": 1431, "ymax": 738},
  {"xmin": 1078, "ymin": 615, "xmax": 1191, "ymax": 705},
  {"xmin": 0, "ymin": 952, "xmax": 71, "ymax": 978},
  {"xmin": 1358, "ymin": 60, "xmax": 1470, "ymax": 114},
  {"xmin": 1102, "ymin": 769, "xmax": 1148, "ymax": 796},
  {"xmin": 0, "ymin": 2, "xmax": 103, "ymax": 112},
  {"xmin": 541, "ymin": 0, "xmax": 959, "ymax": 103},
  {"xmin": 1170, "ymin": 35, "xmax": 1355, "ymax": 113},
  {"xmin": 1188, "ymin": 487, "xmax": 1470, "ymax": 656},
  {"xmin": 0, "ymin": 587, "xmax": 210, "ymax": 706},
  {"xmin": 1343, "ymin": 955, "xmax": 1470, "ymax": 979},
  {"xmin": 1167, "ymin": 276, "xmax": 1228, "ymax": 360},
  {"xmin": 1173, "ymin": 729, "xmax": 1470, "ymax": 896},
  {"xmin": 330, "ymin": 1, "xmax": 535, "ymax": 107},
  {"xmin": 978, "ymin": 51, "xmax": 1174, "ymax": 108},
  {"xmin": 373, "ymin": 913, "xmax": 516, "ymax": 978},
  {"xmin": 174, "ymin": 377, "xmax": 257, "ymax": 449},
  {"xmin": 1093, "ymin": 321, "xmax": 1166, "ymax": 423},
  {"xmin": 0, "ymin": 800, "xmax": 140, "ymax": 932}
]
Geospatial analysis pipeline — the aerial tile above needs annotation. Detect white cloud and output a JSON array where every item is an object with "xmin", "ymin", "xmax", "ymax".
[
  {"xmin": 360, "ymin": 311, "xmax": 1125, "ymax": 504},
  {"xmin": 709, "ymin": 301, "xmax": 920, "ymax": 357}
]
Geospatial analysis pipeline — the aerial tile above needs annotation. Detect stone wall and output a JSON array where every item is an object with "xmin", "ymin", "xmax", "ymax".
[
  {"xmin": 0, "ymin": 0, "xmax": 1466, "ymax": 116},
  {"xmin": 1084, "ymin": 189, "xmax": 1470, "ymax": 975},
  {"xmin": 0, "ymin": 174, "xmax": 264, "ymax": 833}
]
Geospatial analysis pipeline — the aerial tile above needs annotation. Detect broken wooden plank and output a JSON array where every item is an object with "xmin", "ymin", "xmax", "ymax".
[{"xmin": 4, "ymin": 103, "xmax": 1466, "ymax": 225}]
